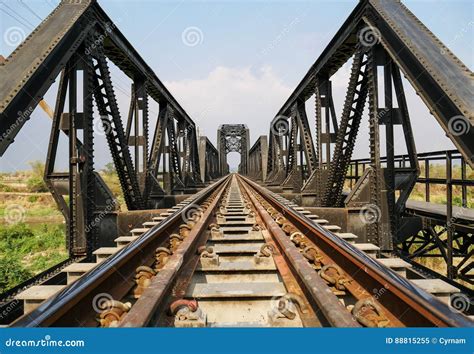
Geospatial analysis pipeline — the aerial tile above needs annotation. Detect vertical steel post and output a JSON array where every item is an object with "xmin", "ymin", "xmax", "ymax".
[{"xmin": 446, "ymin": 151, "xmax": 454, "ymax": 280}]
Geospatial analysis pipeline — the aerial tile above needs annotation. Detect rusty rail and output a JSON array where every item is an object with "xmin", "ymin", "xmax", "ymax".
[
  {"xmin": 11, "ymin": 176, "xmax": 230, "ymax": 327},
  {"xmin": 238, "ymin": 175, "xmax": 472, "ymax": 328},
  {"xmin": 118, "ymin": 180, "xmax": 229, "ymax": 327},
  {"xmin": 10, "ymin": 173, "xmax": 472, "ymax": 328},
  {"xmin": 238, "ymin": 178, "xmax": 358, "ymax": 327}
]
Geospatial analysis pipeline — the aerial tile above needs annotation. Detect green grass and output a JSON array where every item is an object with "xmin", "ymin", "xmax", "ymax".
[
  {"xmin": 346, "ymin": 163, "xmax": 473, "ymax": 208},
  {"xmin": 410, "ymin": 163, "xmax": 473, "ymax": 207},
  {"xmin": 0, "ymin": 162, "xmax": 124, "ymax": 293},
  {"xmin": 100, "ymin": 163, "xmax": 126, "ymax": 211},
  {"xmin": 409, "ymin": 183, "xmax": 473, "ymax": 208},
  {"xmin": 0, "ymin": 182, "xmax": 13, "ymax": 192},
  {"xmin": 0, "ymin": 206, "xmax": 61, "ymax": 218},
  {"xmin": 0, "ymin": 223, "xmax": 67, "ymax": 293}
]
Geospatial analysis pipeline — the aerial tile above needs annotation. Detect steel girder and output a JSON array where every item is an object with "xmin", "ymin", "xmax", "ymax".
[
  {"xmin": 248, "ymin": 136, "xmax": 269, "ymax": 181},
  {"xmin": 198, "ymin": 136, "xmax": 220, "ymax": 182},
  {"xmin": 321, "ymin": 45, "xmax": 369, "ymax": 207},
  {"xmin": 271, "ymin": 0, "xmax": 473, "ymax": 169},
  {"xmin": 276, "ymin": 101, "xmax": 317, "ymax": 192},
  {"xmin": 398, "ymin": 217, "xmax": 473, "ymax": 287},
  {"xmin": 265, "ymin": 122, "xmax": 287, "ymax": 185}
]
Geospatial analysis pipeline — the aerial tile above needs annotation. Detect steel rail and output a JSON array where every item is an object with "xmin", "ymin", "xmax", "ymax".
[
  {"xmin": 238, "ymin": 178, "xmax": 358, "ymax": 327},
  {"xmin": 239, "ymin": 175, "xmax": 472, "ymax": 328},
  {"xmin": 11, "ymin": 176, "xmax": 230, "ymax": 327},
  {"xmin": 118, "ymin": 178, "xmax": 230, "ymax": 327}
]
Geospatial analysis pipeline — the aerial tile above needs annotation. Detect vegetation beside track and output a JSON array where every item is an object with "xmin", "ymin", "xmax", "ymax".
[{"xmin": 0, "ymin": 223, "xmax": 68, "ymax": 293}]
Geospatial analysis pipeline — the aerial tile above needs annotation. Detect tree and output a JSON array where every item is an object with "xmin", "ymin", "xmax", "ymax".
[
  {"xmin": 26, "ymin": 160, "xmax": 48, "ymax": 192},
  {"xmin": 102, "ymin": 162, "xmax": 116, "ymax": 176}
]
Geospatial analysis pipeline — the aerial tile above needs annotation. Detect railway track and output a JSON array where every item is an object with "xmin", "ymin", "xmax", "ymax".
[{"xmin": 6, "ymin": 175, "xmax": 472, "ymax": 327}]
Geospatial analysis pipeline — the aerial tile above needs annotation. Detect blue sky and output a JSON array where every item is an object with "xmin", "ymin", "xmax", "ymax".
[{"xmin": 0, "ymin": 0, "xmax": 473, "ymax": 171}]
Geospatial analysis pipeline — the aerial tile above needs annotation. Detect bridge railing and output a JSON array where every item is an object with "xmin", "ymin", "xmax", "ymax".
[
  {"xmin": 347, "ymin": 150, "xmax": 473, "ymax": 286},
  {"xmin": 345, "ymin": 150, "xmax": 473, "ymax": 209}
]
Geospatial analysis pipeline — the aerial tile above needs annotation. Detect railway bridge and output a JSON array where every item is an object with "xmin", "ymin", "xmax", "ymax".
[{"xmin": 0, "ymin": 0, "xmax": 472, "ymax": 328}]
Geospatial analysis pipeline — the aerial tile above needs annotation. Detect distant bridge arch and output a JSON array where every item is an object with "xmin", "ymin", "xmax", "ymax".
[{"xmin": 217, "ymin": 124, "xmax": 250, "ymax": 175}]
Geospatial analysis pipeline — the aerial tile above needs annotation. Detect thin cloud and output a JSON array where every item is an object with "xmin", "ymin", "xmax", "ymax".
[{"xmin": 165, "ymin": 65, "xmax": 292, "ymax": 147}]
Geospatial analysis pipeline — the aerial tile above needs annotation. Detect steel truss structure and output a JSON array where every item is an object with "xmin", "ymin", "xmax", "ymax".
[
  {"xmin": 217, "ymin": 124, "xmax": 250, "ymax": 175},
  {"xmin": 249, "ymin": 0, "xmax": 473, "ymax": 283},
  {"xmin": 248, "ymin": 136, "xmax": 268, "ymax": 182},
  {"xmin": 0, "ymin": 0, "xmax": 219, "ymax": 257},
  {"xmin": 0, "ymin": 0, "xmax": 472, "ymax": 288},
  {"xmin": 346, "ymin": 150, "xmax": 473, "ymax": 285}
]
